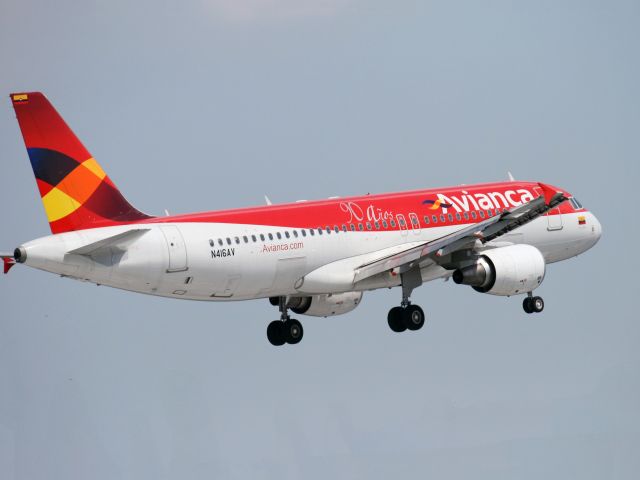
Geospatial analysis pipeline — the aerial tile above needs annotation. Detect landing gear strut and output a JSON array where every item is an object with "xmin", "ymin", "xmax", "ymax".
[
  {"xmin": 267, "ymin": 296, "xmax": 304, "ymax": 346},
  {"xmin": 387, "ymin": 266, "xmax": 426, "ymax": 333},
  {"xmin": 523, "ymin": 292, "xmax": 544, "ymax": 314}
]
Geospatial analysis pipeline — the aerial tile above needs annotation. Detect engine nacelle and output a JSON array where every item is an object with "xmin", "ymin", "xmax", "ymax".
[
  {"xmin": 272, "ymin": 292, "xmax": 363, "ymax": 317},
  {"xmin": 452, "ymin": 244, "xmax": 545, "ymax": 296}
]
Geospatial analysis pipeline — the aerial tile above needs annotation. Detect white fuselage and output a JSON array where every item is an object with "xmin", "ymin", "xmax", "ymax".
[{"xmin": 19, "ymin": 211, "xmax": 602, "ymax": 301}]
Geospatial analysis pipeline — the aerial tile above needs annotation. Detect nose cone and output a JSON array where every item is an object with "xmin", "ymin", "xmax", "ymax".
[{"xmin": 589, "ymin": 212, "xmax": 602, "ymax": 247}]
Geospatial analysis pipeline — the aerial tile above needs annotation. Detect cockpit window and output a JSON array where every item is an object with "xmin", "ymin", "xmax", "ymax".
[{"xmin": 569, "ymin": 197, "xmax": 583, "ymax": 210}]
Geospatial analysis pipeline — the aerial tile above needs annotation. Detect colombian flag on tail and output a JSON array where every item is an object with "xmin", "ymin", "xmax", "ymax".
[{"xmin": 10, "ymin": 92, "xmax": 152, "ymax": 234}]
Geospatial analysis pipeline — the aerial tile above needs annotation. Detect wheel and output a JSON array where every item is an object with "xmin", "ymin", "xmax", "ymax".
[
  {"xmin": 284, "ymin": 318, "xmax": 304, "ymax": 344},
  {"xmin": 532, "ymin": 296, "xmax": 544, "ymax": 313},
  {"xmin": 387, "ymin": 306, "xmax": 406, "ymax": 332},
  {"xmin": 267, "ymin": 321, "xmax": 286, "ymax": 346},
  {"xmin": 403, "ymin": 304, "xmax": 425, "ymax": 331},
  {"xmin": 522, "ymin": 297, "xmax": 534, "ymax": 314}
]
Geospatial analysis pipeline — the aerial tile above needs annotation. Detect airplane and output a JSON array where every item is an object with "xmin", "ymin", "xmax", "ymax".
[{"xmin": 1, "ymin": 92, "xmax": 602, "ymax": 346}]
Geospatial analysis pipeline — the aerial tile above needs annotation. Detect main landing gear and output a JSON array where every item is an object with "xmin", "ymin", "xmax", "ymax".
[
  {"xmin": 267, "ymin": 296, "xmax": 304, "ymax": 346},
  {"xmin": 387, "ymin": 265, "xmax": 426, "ymax": 333},
  {"xmin": 522, "ymin": 292, "xmax": 544, "ymax": 314},
  {"xmin": 387, "ymin": 304, "xmax": 425, "ymax": 332}
]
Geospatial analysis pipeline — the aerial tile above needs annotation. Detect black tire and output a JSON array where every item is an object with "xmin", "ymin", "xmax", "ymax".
[
  {"xmin": 387, "ymin": 306, "xmax": 406, "ymax": 332},
  {"xmin": 267, "ymin": 321, "xmax": 286, "ymax": 346},
  {"xmin": 284, "ymin": 319, "xmax": 304, "ymax": 344},
  {"xmin": 532, "ymin": 296, "xmax": 544, "ymax": 313},
  {"xmin": 403, "ymin": 304, "xmax": 425, "ymax": 331},
  {"xmin": 522, "ymin": 297, "xmax": 534, "ymax": 314},
  {"xmin": 269, "ymin": 296, "xmax": 280, "ymax": 306}
]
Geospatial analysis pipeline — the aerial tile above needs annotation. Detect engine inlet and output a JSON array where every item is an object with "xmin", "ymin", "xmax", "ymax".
[{"xmin": 14, "ymin": 247, "xmax": 27, "ymax": 263}]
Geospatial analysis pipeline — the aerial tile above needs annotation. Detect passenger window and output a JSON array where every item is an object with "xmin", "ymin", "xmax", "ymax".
[
  {"xmin": 318, "ymin": 228, "xmax": 323, "ymax": 235},
  {"xmin": 358, "ymin": 223, "xmax": 364, "ymax": 231},
  {"xmin": 218, "ymin": 239, "xmax": 223, "ymax": 246},
  {"xmin": 301, "ymin": 230, "xmax": 306, "ymax": 237},
  {"xmin": 243, "ymin": 236, "xmax": 248, "ymax": 243},
  {"xmin": 334, "ymin": 225, "xmax": 339, "ymax": 233},
  {"xmin": 432, "ymin": 215, "xmax": 438, "ymax": 223},
  {"xmin": 251, "ymin": 235, "xmax": 257, "ymax": 242},
  {"xmin": 423, "ymin": 216, "xmax": 430, "ymax": 225},
  {"xmin": 226, "ymin": 237, "xmax": 232, "ymax": 245},
  {"xmin": 447, "ymin": 214, "xmax": 453, "ymax": 222},
  {"xmin": 382, "ymin": 220, "xmax": 388, "ymax": 228},
  {"xmin": 366, "ymin": 222, "xmax": 372, "ymax": 230},
  {"xmin": 350, "ymin": 224, "xmax": 356, "ymax": 231},
  {"xmin": 293, "ymin": 230, "xmax": 298, "ymax": 238},
  {"xmin": 440, "ymin": 214, "xmax": 445, "ymax": 222},
  {"xmin": 471, "ymin": 211, "xmax": 477, "ymax": 220},
  {"xmin": 268, "ymin": 233, "xmax": 274, "ymax": 240},
  {"xmin": 342, "ymin": 224, "xmax": 347, "ymax": 232},
  {"xmin": 326, "ymin": 226, "xmax": 331, "ymax": 234},
  {"xmin": 276, "ymin": 232, "xmax": 281, "ymax": 239},
  {"xmin": 309, "ymin": 229, "xmax": 314, "ymax": 236},
  {"xmin": 463, "ymin": 212, "xmax": 469, "ymax": 220},
  {"xmin": 479, "ymin": 211, "xmax": 485, "ymax": 219},
  {"xmin": 487, "ymin": 210, "xmax": 493, "ymax": 217},
  {"xmin": 374, "ymin": 222, "xmax": 380, "ymax": 230},
  {"xmin": 285, "ymin": 231, "xmax": 290, "ymax": 239},
  {"xmin": 235, "ymin": 237, "xmax": 240, "ymax": 244},
  {"xmin": 390, "ymin": 220, "xmax": 396, "ymax": 228}
]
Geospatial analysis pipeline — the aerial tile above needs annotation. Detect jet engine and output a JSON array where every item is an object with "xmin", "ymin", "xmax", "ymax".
[
  {"xmin": 270, "ymin": 292, "xmax": 363, "ymax": 317},
  {"xmin": 452, "ymin": 244, "xmax": 545, "ymax": 296}
]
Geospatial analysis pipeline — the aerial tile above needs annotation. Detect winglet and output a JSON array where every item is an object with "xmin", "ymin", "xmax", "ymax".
[
  {"xmin": 2, "ymin": 256, "xmax": 16, "ymax": 274},
  {"xmin": 537, "ymin": 183, "xmax": 563, "ymax": 206}
]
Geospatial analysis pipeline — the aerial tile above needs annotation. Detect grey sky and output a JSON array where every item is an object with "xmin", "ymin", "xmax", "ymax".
[{"xmin": 1, "ymin": 0, "xmax": 638, "ymax": 478}]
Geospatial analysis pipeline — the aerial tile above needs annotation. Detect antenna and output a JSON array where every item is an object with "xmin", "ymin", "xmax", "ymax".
[{"xmin": 507, "ymin": 171, "xmax": 515, "ymax": 181}]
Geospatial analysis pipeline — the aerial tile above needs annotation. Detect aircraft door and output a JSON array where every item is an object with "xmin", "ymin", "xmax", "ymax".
[
  {"xmin": 160, "ymin": 226, "xmax": 188, "ymax": 272},
  {"xmin": 533, "ymin": 186, "xmax": 563, "ymax": 232},
  {"xmin": 547, "ymin": 207, "xmax": 563, "ymax": 231}
]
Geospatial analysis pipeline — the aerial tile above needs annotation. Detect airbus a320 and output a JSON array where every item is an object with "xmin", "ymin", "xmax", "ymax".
[{"xmin": 1, "ymin": 92, "xmax": 602, "ymax": 346}]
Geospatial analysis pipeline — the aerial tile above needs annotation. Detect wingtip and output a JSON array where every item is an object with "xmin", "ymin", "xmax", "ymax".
[
  {"xmin": 537, "ymin": 183, "xmax": 563, "ymax": 205},
  {"xmin": 2, "ymin": 256, "xmax": 16, "ymax": 274}
]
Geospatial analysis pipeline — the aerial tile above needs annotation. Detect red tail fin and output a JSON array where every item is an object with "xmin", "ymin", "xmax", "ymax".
[{"xmin": 10, "ymin": 92, "xmax": 152, "ymax": 234}]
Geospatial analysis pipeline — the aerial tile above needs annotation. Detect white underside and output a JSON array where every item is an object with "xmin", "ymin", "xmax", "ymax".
[{"xmin": 19, "ymin": 212, "xmax": 601, "ymax": 301}]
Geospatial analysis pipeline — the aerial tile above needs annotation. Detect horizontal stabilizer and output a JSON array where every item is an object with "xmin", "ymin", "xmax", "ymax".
[{"xmin": 67, "ymin": 228, "xmax": 150, "ymax": 256}]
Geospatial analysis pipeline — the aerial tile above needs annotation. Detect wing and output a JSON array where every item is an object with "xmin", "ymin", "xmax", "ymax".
[{"xmin": 353, "ymin": 183, "xmax": 567, "ymax": 283}]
